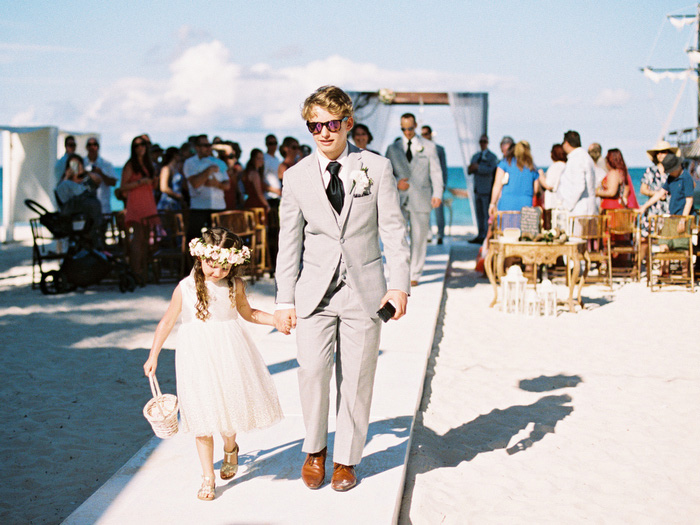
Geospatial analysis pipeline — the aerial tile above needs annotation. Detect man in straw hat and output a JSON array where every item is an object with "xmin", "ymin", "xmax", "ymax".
[
  {"xmin": 639, "ymin": 152, "xmax": 695, "ymax": 251},
  {"xmin": 639, "ymin": 141, "xmax": 679, "ymax": 240}
]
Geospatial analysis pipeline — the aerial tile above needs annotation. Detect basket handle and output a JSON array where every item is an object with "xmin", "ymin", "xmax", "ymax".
[{"xmin": 148, "ymin": 374, "xmax": 163, "ymax": 399}]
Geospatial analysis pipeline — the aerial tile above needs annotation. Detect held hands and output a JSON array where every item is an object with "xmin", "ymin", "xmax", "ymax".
[
  {"xmin": 431, "ymin": 197, "xmax": 442, "ymax": 209},
  {"xmin": 380, "ymin": 290, "xmax": 408, "ymax": 320},
  {"xmin": 397, "ymin": 178, "xmax": 410, "ymax": 191},
  {"xmin": 273, "ymin": 308, "xmax": 296, "ymax": 335}
]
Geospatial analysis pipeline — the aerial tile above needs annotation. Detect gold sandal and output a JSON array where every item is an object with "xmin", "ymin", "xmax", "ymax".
[
  {"xmin": 197, "ymin": 475, "xmax": 215, "ymax": 501},
  {"xmin": 220, "ymin": 443, "xmax": 239, "ymax": 480}
]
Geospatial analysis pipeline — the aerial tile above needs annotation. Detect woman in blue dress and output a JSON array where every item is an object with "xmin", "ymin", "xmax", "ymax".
[
  {"xmin": 488, "ymin": 140, "xmax": 540, "ymax": 215},
  {"xmin": 157, "ymin": 147, "xmax": 186, "ymax": 211}
]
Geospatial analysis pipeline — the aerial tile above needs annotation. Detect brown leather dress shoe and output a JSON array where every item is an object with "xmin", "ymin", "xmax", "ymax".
[
  {"xmin": 331, "ymin": 463, "xmax": 357, "ymax": 492},
  {"xmin": 301, "ymin": 447, "xmax": 327, "ymax": 489}
]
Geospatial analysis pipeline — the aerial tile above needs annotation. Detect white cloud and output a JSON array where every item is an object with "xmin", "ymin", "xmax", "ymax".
[
  {"xmin": 10, "ymin": 40, "xmax": 515, "ymax": 163},
  {"xmin": 593, "ymin": 88, "xmax": 631, "ymax": 108},
  {"xmin": 551, "ymin": 95, "xmax": 582, "ymax": 107}
]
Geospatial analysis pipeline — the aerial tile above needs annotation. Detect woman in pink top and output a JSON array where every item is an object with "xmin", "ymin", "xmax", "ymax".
[
  {"xmin": 120, "ymin": 135, "xmax": 158, "ymax": 282},
  {"xmin": 596, "ymin": 148, "xmax": 638, "ymax": 210}
]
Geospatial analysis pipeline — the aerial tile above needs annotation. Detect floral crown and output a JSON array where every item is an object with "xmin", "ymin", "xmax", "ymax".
[{"xmin": 189, "ymin": 238, "xmax": 251, "ymax": 267}]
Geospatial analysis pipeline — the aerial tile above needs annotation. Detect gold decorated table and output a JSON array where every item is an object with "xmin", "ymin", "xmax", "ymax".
[{"xmin": 484, "ymin": 238, "xmax": 590, "ymax": 313}]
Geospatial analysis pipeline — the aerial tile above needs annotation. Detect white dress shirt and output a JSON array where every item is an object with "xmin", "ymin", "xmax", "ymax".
[
  {"xmin": 317, "ymin": 144, "xmax": 350, "ymax": 190},
  {"xmin": 183, "ymin": 155, "xmax": 228, "ymax": 210}
]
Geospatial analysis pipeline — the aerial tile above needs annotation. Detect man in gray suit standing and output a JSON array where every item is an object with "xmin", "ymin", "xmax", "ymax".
[
  {"xmin": 468, "ymin": 134, "xmax": 499, "ymax": 244},
  {"xmin": 421, "ymin": 125, "xmax": 448, "ymax": 244},
  {"xmin": 274, "ymin": 86, "xmax": 410, "ymax": 492},
  {"xmin": 386, "ymin": 114, "xmax": 443, "ymax": 286}
]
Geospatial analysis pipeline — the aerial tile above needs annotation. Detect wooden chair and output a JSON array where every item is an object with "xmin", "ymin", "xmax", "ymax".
[
  {"xmin": 647, "ymin": 214, "xmax": 695, "ymax": 291},
  {"xmin": 247, "ymin": 207, "xmax": 270, "ymax": 277},
  {"xmin": 142, "ymin": 212, "xmax": 187, "ymax": 283},
  {"xmin": 569, "ymin": 214, "xmax": 612, "ymax": 288},
  {"xmin": 604, "ymin": 209, "xmax": 640, "ymax": 282},
  {"xmin": 210, "ymin": 210, "xmax": 258, "ymax": 281}
]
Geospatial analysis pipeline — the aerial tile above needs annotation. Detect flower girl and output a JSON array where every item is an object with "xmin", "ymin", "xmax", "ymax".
[{"xmin": 143, "ymin": 227, "xmax": 284, "ymax": 500}]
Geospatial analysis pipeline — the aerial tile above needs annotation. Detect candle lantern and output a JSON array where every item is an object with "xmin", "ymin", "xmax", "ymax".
[
  {"xmin": 540, "ymin": 279, "xmax": 558, "ymax": 317},
  {"xmin": 552, "ymin": 208, "xmax": 570, "ymax": 235},
  {"xmin": 501, "ymin": 265, "xmax": 527, "ymax": 314},
  {"xmin": 525, "ymin": 290, "xmax": 541, "ymax": 317}
]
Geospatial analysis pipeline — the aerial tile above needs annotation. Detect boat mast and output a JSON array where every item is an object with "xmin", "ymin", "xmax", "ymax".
[{"xmin": 640, "ymin": 4, "xmax": 700, "ymax": 140}]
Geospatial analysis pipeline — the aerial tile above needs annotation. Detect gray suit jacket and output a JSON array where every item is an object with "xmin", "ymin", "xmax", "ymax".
[
  {"xmin": 385, "ymin": 138, "xmax": 444, "ymax": 213},
  {"xmin": 470, "ymin": 149, "xmax": 498, "ymax": 195},
  {"xmin": 436, "ymin": 144, "xmax": 448, "ymax": 185},
  {"xmin": 275, "ymin": 143, "xmax": 410, "ymax": 318}
]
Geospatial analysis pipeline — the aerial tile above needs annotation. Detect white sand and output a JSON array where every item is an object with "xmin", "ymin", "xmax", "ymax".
[
  {"xmin": 0, "ymin": 235, "xmax": 277, "ymax": 524},
  {"xmin": 3, "ymin": 228, "xmax": 700, "ymax": 524},
  {"xmin": 400, "ymin": 242, "xmax": 700, "ymax": 524}
]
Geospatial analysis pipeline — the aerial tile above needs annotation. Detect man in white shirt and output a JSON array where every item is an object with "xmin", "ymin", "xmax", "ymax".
[
  {"xmin": 183, "ymin": 134, "xmax": 230, "ymax": 240},
  {"xmin": 263, "ymin": 134, "xmax": 282, "ymax": 200},
  {"xmin": 556, "ymin": 130, "xmax": 597, "ymax": 216},
  {"xmin": 421, "ymin": 125, "xmax": 449, "ymax": 244},
  {"xmin": 83, "ymin": 137, "xmax": 117, "ymax": 214},
  {"xmin": 55, "ymin": 135, "xmax": 76, "ymax": 183},
  {"xmin": 588, "ymin": 142, "xmax": 607, "ymax": 209}
]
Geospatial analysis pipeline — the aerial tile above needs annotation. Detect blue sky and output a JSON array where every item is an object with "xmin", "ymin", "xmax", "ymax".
[{"xmin": 1, "ymin": 1, "xmax": 697, "ymax": 168}]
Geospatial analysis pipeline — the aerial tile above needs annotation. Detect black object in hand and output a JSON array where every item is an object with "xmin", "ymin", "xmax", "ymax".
[{"xmin": 377, "ymin": 302, "xmax": 396, "ymax": 323}]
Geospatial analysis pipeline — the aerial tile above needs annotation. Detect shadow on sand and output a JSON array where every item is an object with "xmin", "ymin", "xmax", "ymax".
[{"xmin": 215, "ymin": 415, "xmax": 413, "ymax": 496}]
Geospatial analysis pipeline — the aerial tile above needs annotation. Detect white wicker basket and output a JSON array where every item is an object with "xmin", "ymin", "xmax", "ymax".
[{"xmin": 143, "ymin": 374, "xmax": 179, "ymax": 439}]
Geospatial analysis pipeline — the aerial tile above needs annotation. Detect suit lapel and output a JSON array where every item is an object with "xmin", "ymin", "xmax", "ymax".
[
  {"xmin": 338, "ymin": 148, "xmax": 361, "ymax": 228},
  {"xmin": 393, "ymin": 142, "xmax": 411, "ymax": 173}
]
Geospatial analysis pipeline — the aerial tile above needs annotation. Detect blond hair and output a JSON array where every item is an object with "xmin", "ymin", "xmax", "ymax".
[
  {"xmin": 514, "ymin": 140, "xmax": 535, "ymax": 170},
  {"xmin": 301, "ymin": 85, "xmax": 354, "ymax": 121}
]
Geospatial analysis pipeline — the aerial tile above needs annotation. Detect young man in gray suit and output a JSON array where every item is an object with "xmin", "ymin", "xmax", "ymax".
[
  {"xmin": 421, "ymin": 125, "xmax": 448, "ymax": 244},
  {"xmin": 385, "ymin": 113, "xmax": 443, "ymax": 286},
  {"xmin": 274, "ymin": 86, "xmax": 410, "ymax": 492}
]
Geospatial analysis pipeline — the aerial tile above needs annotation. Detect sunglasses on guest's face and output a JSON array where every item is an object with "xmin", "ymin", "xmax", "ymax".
[
  {"xmin": 134, "ymin": 141, "xmax": 147, "ymax": 147},
  {"xmin": 401, "ymin": 126, "xmax": 415, "ymax": 132},
  {"xmin": 66, "ymin": 143, "xmax": 76, "ymax": 148},
  {"xmin": 87, "ymin": 142, "xmax": 99, "ymax": 147},
  {"xmin": 306, "ymin": 117, "xmax": 348, "ymax": 134}
]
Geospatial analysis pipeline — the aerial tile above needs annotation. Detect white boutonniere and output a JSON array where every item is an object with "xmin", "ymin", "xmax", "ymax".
[
  {"xmin": 350, "ymin": 166, "xmax": 373, "ymax": 196},
  {"xmin": 414, "ymin": 142, "xmax": 424, "ymax": 154}
]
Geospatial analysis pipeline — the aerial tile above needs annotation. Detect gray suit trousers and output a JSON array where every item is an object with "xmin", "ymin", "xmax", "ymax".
[
  {"xmin": 295, "ymin": 282, "xmax": 382, "ymax": 466},
  {"xmin": 404, "ymin": 208, "xmax": 431, "ymax": 281}
]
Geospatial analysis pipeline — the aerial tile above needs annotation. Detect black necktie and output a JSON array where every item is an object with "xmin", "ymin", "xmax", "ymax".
[
  {"xmin": 406, "ymin": 140, "xmax": 413, "ymax": 162},
  {"xmin": 326, "ymin": 161, "xmax": 344, "ymax": 214}
]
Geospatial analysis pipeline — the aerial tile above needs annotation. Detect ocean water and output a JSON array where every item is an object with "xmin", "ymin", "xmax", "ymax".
[{"xmin": 0, "ymin": 166, "xmax": 648, "ymax": 228}]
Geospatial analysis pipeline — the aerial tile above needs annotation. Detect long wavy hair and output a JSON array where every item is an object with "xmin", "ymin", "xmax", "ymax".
[
  {"xmin": 245, "ymin": 148, "xmax": 264, "ymax": 176},
  {"xmin": 515, "ymin": 140, "xmax": 535, "ymax": 170},
  {"xmin": 192, "ymin": 228, "xmax": 244, "ymax": 321},
  {"xmin": 125, "ymin": 135, "xmax": 155, "ymax": 178}
]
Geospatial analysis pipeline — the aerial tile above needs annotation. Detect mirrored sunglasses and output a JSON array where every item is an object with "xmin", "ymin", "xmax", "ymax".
[{"xmin": 306, "ymin": 117, "xmax": 348, "ymax": 134}]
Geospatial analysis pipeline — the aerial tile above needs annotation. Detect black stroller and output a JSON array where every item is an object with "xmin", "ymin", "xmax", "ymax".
[{"xmin": 24, "ymin": 199, "xmax": 139, "ymax": 294}]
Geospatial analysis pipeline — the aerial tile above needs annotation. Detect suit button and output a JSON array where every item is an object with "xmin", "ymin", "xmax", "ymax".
[{"xmin": 340, "ymin": 238, "xmax": 345, "ymax": 244}]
